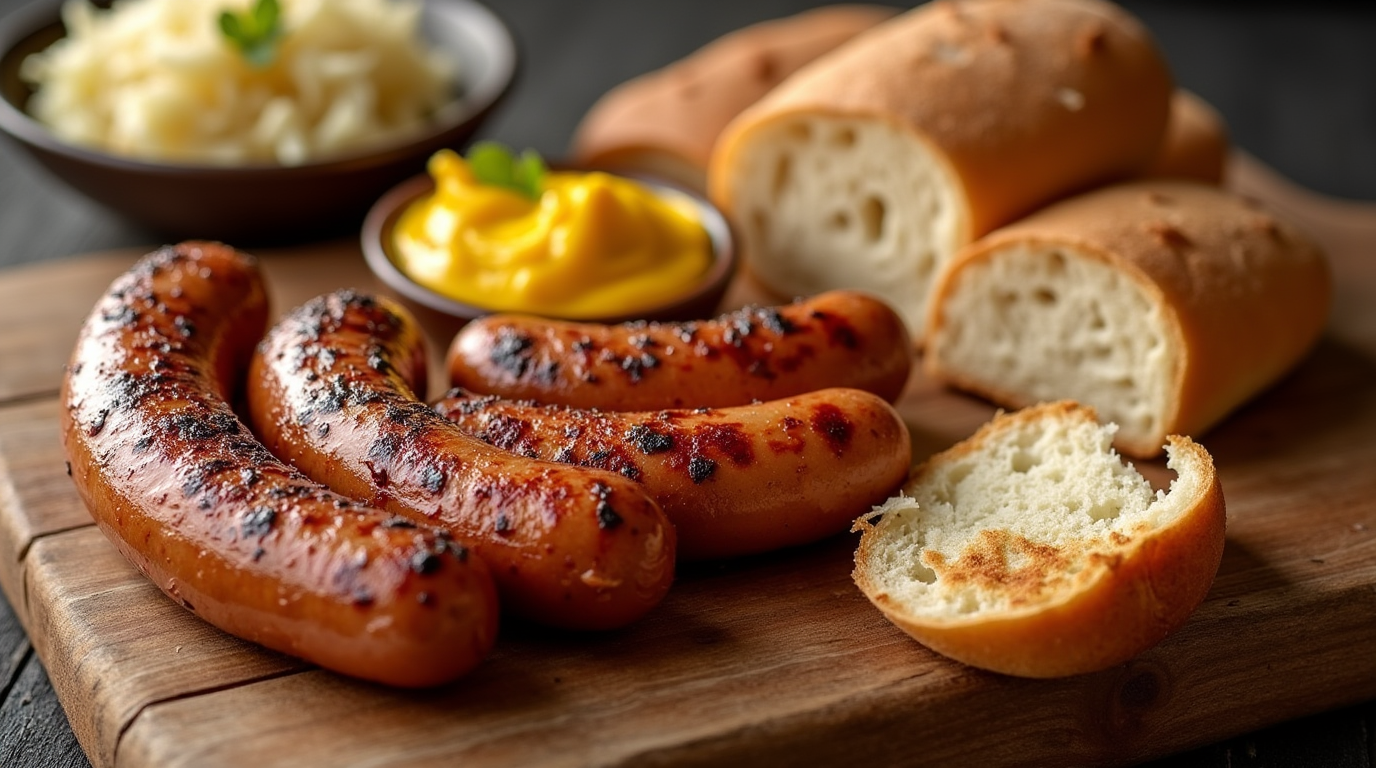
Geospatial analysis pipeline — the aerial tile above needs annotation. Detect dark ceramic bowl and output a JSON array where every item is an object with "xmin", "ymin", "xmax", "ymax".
[
  {"xmin": 361, "ymin": 170, "xmax": 738, "ymax": 335},
  {"xmin": 0, "ymin": 0, "xmax": 517, "ymax": 243}
]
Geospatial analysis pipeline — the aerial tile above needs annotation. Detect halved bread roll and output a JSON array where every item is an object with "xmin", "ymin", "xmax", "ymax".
[
  {"xmin": 1146, "ymin": 90, "xmax": 1230, "ymax": 184},
  {"xmin": 570, "ymin": 5, "xmax": 899, "ymax": 192},
  {"xmin": 709, "ymin": 0, "xmax": 1173, "ymax": 336},
  {"xmin": 852, "ymin": 401, "xmax": 1225, "ymax": 678},
  {"xmin": 925, "ymin": 181, "xmax": 1330, "ymax": 458}
]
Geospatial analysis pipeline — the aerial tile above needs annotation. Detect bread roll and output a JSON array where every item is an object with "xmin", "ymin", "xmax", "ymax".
[
  {"xmin": 1145, "ymin": 90, "xmax": 1229, "ymax": 184},
  {"xmin": 852, "ymin": 401, "xmax": 1225, "ymax": 678},
  {"xmin": 570, "ymin": 5, "xmax": 899, "ymax": 192},
  {"xmin": 709, "ymin": 0, "xmax": 1173, "ymax": 336},
  {"xmin": 925, "ymin": 181, "xmax": 1330, "ymax": 458}
]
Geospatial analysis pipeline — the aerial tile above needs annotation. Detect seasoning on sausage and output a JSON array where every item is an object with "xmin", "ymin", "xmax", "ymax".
[
  {"xmin": 247, "ymin": 291, "xmax": 676, "ymax": 630},
  {"xmin": 434, "ymin": 387, "xmax": 912, "ymax": 561},
  {"xmin": 60, "ymin": 243, "xmax": 499, "ymax": 687},
  {"xmin": 446, "ymin": 290, "xmax": 913, "ymax": 411}
]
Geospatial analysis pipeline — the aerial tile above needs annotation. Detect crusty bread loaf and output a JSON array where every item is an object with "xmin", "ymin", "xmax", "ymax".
[
  {"xmin": 709, "ymin": 0, "xmax": 1173, "ymax": 335},
  {"xmin": 1145, "ymin": 90, "xmax": 1229, "ymax": 184},
  {"xmin": 570, "ymin": 5, "xmax": 899, "ymax": 192},
  {"xmin": 925, "ymin": 181, "xmax": 1330, "ymax": 458},
  {"xmin": 852, "ymin": 401, "xmax": 1225, "ymax": 678}
]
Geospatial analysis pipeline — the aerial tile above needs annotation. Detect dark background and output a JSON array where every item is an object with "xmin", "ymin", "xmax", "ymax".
[
  {"xmin": 3, "ymin": 0, "xmax": 1376, "ymax": 270},
  {"xmin": 1, "ymin": 1, "xmax": 1374, "ymax": 766}
]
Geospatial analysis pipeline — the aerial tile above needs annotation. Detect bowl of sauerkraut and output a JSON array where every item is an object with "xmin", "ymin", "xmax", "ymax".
[{"xmin": 0, "ymin": 0, "xmax": 517, "ymax": 241}]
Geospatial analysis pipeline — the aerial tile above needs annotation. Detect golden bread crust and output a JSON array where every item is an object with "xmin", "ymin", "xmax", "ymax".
[
  {"xmin": 570, "ymin": 5, "xmax": 899, "ymax": 191},
  {"xmin": 852, "ymin": 402, "xmax": 1226, "ymax": 678},
  {"xmin": 925, "ymin": 181, "xmax": 1331, "ymax": 457},
  {"xmin": 709, "ymin": 0, "xmax": 1174, "ymax": 240},
  {"xmin": 1146, "ymin": 90, "xmax": 1230, "ymax": 184}
]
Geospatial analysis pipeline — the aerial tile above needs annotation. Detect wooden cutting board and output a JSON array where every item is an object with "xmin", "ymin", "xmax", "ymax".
[{"xmin": 1, "ymin": 155, "xmax": 1374, "ymax": 768}]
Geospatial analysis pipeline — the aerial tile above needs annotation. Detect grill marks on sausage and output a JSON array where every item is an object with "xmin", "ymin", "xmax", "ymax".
[
  {"xmin": 182, "ymin": 458, "xmax": 237, "ymax": 499},
  {"xmin": 687, "ymin": 456, "xmax": 717, "ymax": 484},
  {"xmin": 626, "ymin": 424, "xmax": 673, "ymax": 454},
  {"xmin": 77, "ymin": 250, "xmax": 492, "ymax": 621},
  {"xmin": 421, "ymin": 465, "xmax": 447, "ymax": 495},
  {"xmin": 479, "ymin": 300, "xmax": 860, "ymax": 394},
  {"xmin": 168, "ymin": 409, "xmax": 241, "ymax": 442},
  {"xmin": 767, "ymin": 415, "xmax": 809, "ymax": 455},
  {"xmin": 242, "ymin": 506, "xmax": 277, "ymax": 537},
  {"xmin": 810, "ymin": 403, "xmax": 854, "ymax": 456},
  {"xmin": 620, "ymin": 353, "xmax": 659, "ymax": 383},
  {"xmin": 592, "ymin": 482, "xmax": 622, "ymax": 530},
  {"xmin": 491, "ymin": 327, "xmax": 535, "ymax": 379},
  {"xmin": 434, "ymin": 397, "xmax": 792, "ymax": 489},
  {"xmin": 286, "ymin": 293, "xmax": 407, "ymax": 424},
  {"xmin": 809, "ymin": 309, "xmax": 860, "ymax": 349},
  {"xmin": 757, "ymin": 307, "xmax": 796, "ymax": 335},
  {"xmin": 277, "ymin": 293, "xmax": 658, "ymax": 549},
  {"xmin": 411, "ymin": 550, "xmax": 442, "ymax": 575}
]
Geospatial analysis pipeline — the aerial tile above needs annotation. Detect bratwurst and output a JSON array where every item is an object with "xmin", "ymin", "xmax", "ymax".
[
  {"xmin": 434, "ymin": 387, "xmax": 912, "ymax": 561},
  {"xmin": 60, "ymin": 243, "xmax": 499, "ymax": 687},
  {"xmin": 247, "ymin": 291, "xmax": 676, "ymax": 630},
  {"xmin": 446, "ymin": 290, "xmax": 913, "ymax": 411}
]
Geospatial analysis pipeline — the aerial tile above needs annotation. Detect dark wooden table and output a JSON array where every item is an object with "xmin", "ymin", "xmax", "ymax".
[{"xmin": 0, "ymin": 1, "xmax": 1373, "ymax": 766}]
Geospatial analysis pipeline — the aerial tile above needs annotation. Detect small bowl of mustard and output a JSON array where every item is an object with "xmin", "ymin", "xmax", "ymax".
[{"xmin": 361, "ymin": 145, "xmax": 738, "ymax": 331}]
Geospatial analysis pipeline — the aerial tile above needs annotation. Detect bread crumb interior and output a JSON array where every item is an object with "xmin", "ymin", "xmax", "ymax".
[
  {"xmin": 864, "ymin": 411, "xmax": 1200, "ymax": 619},
  {"xmin": 933, "ymin": 244, "xmax": 1176, "ymax": 447},
  {"xmin": 730, "ymin": 115, "xmax": 964, "ymax": 334}
]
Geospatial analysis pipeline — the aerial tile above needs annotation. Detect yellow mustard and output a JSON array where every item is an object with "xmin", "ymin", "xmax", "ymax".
[{"xmin": 391, "ymin": 149, "xmax": 712, "ymax": 318}]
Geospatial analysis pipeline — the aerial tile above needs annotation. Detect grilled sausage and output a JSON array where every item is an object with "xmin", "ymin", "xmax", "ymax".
[
  {"xmin": 445, "ymin": 290, "xmax": 913, "ymax": 411},
  {"xmin": 247, "ymin": 291, "xmax": 676, "ymax": 630},
  {"xmin": 435, "ymin": 387, "xmax": 912, "ymax": 560},
  {"xmin": 60, "ymin": 243, "xmax": 499, "ymax": 688}
]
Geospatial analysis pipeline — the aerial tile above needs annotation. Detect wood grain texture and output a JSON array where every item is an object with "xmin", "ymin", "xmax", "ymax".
[
  {"xmin": 0, "ymin": 399, "xmax": 94, "ymax": 610},
  {"xmin": 113, "ymin": 542, "xmax": 1376, "ymax": 768},
  {"xmin": 0, "ymin": 580, "xmax": 90, "ymax": 768},
  {"xmin": 0, "ymin": 155, "xmax": 1373, "ymax": 767},
  {"xmin": 22, "ymin": 529, "xmax": 303, "ymax": 768}
]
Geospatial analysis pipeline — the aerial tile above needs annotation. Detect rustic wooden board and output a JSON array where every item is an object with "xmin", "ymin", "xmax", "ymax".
[{"xmin": 0, "ymin": 155, "xmax": 1374, "ymax": 767}]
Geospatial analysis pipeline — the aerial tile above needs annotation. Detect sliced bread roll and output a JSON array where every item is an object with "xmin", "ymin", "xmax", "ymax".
[
  {"xmin": 924, "ymin": 181, "xmax": 1331, "ymax": 458},
  {"xmin": 709, "ymin": 0, "xmax": 1173, "ymax": 335},
  {"xmin": 852, "ymin": 401, "xmax": 1226, "ymax": 678},
  {"xmin": 1145, "ymin": 90, "xmax": 1230, "ymax": 184},
  {"xmin": 571, "ymin": 5, "xmax": 899, "ymax": 192}
]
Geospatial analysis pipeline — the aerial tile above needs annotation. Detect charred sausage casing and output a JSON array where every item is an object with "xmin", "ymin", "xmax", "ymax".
[
  {"xmin": 435, "ymin": 387, "xmax": 913, "ymax": 561},
  {"xmin": 247, "ymin": 291, "xmax": 676, "ymax": 630},
  {"xmin": 446, "ymin": 290, "xmax": 913, "ymax": 411},
  {"xmin": 60, "ymin": 243, "xmax": 499, "ymax": 687}
]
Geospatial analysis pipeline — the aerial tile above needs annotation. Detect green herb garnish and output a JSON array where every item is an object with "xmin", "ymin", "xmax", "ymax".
[
  {"xmin": 219, "ymin": 0, "xmax": 284, "ymax": 68},
  {"xmin": 466, "ymin": 142, "xmax": 547, "ymax": 200}
]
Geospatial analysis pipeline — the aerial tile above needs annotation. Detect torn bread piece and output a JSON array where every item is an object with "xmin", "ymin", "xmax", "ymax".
[
  {"xmin": 853, "ymin": 401, "xmax": 1225, "ymax": 678},
  {"xmin": 925, "ymin": 180, "xmax": 1330, "ymax": 458}
]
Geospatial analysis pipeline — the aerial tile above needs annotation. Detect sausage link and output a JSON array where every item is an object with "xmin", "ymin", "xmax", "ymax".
[
  {"xmin": 435, "ymin": 387, "xmax": 912, "ymax": 560},
  {"xmin": 60, "ymin": 243, "xmax": 499, "ymax": 688},
  {"xmin": 446, "ymin": 290, "xmax": 913, "ymax": 410},
  {"xmin": 247, "ymin": 291, "xmax": 676, "ymax": 630}
]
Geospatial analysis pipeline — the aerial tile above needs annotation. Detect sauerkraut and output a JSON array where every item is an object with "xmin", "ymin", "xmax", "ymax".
[{"xmin": 21, "ymin": 0, "xmax": 458, "ymax": 165}]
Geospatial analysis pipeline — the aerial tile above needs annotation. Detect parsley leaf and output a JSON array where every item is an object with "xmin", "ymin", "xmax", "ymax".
[
  {"xmin": 466, "ymin": 142, "xmax": 547, "ymax": 200},
  {"xmin": 219, "ymin": 0, "xmax": 284, "ymax": 68}
]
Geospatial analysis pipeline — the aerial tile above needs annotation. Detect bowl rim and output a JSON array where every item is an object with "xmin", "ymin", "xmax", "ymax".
[
  {"xmin": 0, "ymin": 0, "xmax": 519, "ymax": 177},
  {"xmin": 361, "ymin": 168, "xmax": 740, "ymax": 325}
]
